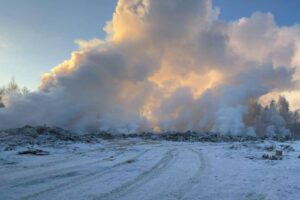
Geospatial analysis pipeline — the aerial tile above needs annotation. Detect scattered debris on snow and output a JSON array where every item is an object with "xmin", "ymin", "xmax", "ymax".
[
  {"xmin": 0, "ymin": 125, "xmax": 296, "ymax": 151},
  {"xmin": 1, "ymin": 139, "xmax": 300, "ymax": 200},
  {"xmin": 264, "ymin": 144, "xmax": 275, "ymax": 151},
  {"xmin": 262, "ymin": 153, "xmax": 283, "ymax": 160},
  {"xmin": 17, "ymin": 149, "xmax": 50, "ymax": 156},
  {"xmin": 280, "ymin": 144, "xmax": 295, "ymax": 152},
  {"xmin": 275, "ymin": 149, "xmax": 283, "ymax": 157}
]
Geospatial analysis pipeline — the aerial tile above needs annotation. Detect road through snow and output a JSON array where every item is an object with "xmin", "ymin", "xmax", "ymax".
[{"xmin": 1, "ymin": 139, "xmax": 300, "ymax": 200}]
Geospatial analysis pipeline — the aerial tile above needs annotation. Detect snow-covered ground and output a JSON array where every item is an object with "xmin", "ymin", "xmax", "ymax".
[{"xmin": 1, "ymin": 139, "xmax": 300, "ymax": 200}]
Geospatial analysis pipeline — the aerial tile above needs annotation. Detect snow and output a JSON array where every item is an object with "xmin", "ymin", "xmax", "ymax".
[{"xmin": 1, "ymin": 139, "xmax": 300, "ymax": 200}]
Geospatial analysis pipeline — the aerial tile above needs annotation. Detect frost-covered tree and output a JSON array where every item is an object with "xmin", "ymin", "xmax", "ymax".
[
  {"xmin": 277, "ymin": 96, "xmax": 292, "ymax": 123},
  {"xmin": 287, "ymin": 109, "xmax": 300, "ymax": 137},
  {"xmin": 245, "ymin": 96, "xmax": 299, "ymax": 137},
  {"xmin": 262, "ymin": 100, "xmax": 289, "ymax": 136},
  {"xmin": 0, "ymin": 87, "xmax": 5, "ymax": 108},
  {"xmin": 0, "ymin": 77, "xmax": 29, "ymax": 108}
]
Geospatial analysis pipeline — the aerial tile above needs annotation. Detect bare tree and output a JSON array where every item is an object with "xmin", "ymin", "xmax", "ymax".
[
  {"xmin": 0, "ymin": 87, "xmax": 5, "ymax": 108},
  {"xmin": 5, "ymin": 77, "xmax": 20, "ymax": 95},
  {"xmin": 0, "ymin": 77, "xmax": 30, "ymax": 108},
  {"xmin": 277, "ymin": 96, "xmax": 292, "ymax": 123}
]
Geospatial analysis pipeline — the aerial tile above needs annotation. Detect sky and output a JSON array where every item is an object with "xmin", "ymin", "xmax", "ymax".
[{"xmin": 1, "ymin": 0, "xmax": 300, "ymax": 90}]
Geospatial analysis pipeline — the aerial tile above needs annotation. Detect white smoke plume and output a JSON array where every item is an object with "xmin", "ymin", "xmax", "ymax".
[{"xmin": 0, "ymin": 0, "xmax": 300, "ymax": 135}]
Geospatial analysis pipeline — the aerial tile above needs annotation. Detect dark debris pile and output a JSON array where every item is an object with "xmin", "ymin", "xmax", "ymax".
[
  {"xmin": 0, "ymin": 125, "xmax": 295, "ymax": 150},
  {"xmin": 0, "ymin": 125, "xmax": 104, "ymax": 150}
]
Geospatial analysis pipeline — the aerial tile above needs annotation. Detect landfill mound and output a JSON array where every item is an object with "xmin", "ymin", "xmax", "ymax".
[{"xmin": 0, "ymin": 125, "xmax": 294, "ymax": 150}]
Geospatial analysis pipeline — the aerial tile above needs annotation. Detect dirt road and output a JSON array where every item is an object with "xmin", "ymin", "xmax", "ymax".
[{"xmin": 1, "ymin": 140, "xmax": 300, "ymax": 200}]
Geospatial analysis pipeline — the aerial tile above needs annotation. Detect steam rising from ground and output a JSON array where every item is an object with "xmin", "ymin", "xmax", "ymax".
[{"xmin": 1, "ymin": 0, "xmax": 300, "ymax": 135}]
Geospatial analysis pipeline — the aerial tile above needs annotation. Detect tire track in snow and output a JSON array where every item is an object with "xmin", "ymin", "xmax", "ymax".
[
  {"xmin": 19, "ymin": 149, "xmax": 150, "ymax": 200},
  {"xmin": 100, "ymin": 147, "xmax": 207, "ymax": 200},
  {"xmin": 95, "ymin": 148, "xmax": 177, "ymax": 200},
  {"xmin": 177, "ymin": 148, "xmax": 207, "ymax": 200},
  {"xmin": 0, "ymin": 142, "xmax": 139, "ymax": 182},
  {"xmin": 125, "ymin": 147, "xmax": 206, "ymax": 200},
  {"xmin": 5, "ymin": 148, "xmax": 126, "ymax": 187},
  {"xmin": 2, "ymin": 140, "xmax": 137, "ymax": 178},
  {"xmin": 180, "ymin": 148, "xmax": 212, "ymax": 200}
]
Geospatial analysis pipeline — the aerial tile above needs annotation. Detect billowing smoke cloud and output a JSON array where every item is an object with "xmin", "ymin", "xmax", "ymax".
[{"xmin": 1, "ymin": 0, "xmax": 300, "ymax": 135}]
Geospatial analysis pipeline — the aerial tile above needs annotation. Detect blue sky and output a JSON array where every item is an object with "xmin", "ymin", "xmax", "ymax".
[
  {"xmin": 214, "ymin": 0, "xmax": 300, "ymax": 26},
  {"xmin": 1, "ymin": 0, "xmax": 300, "ymax": 90},
  {"xmin": 0, "ymin": 0, "xmax": 117, "ymax": 89}
]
